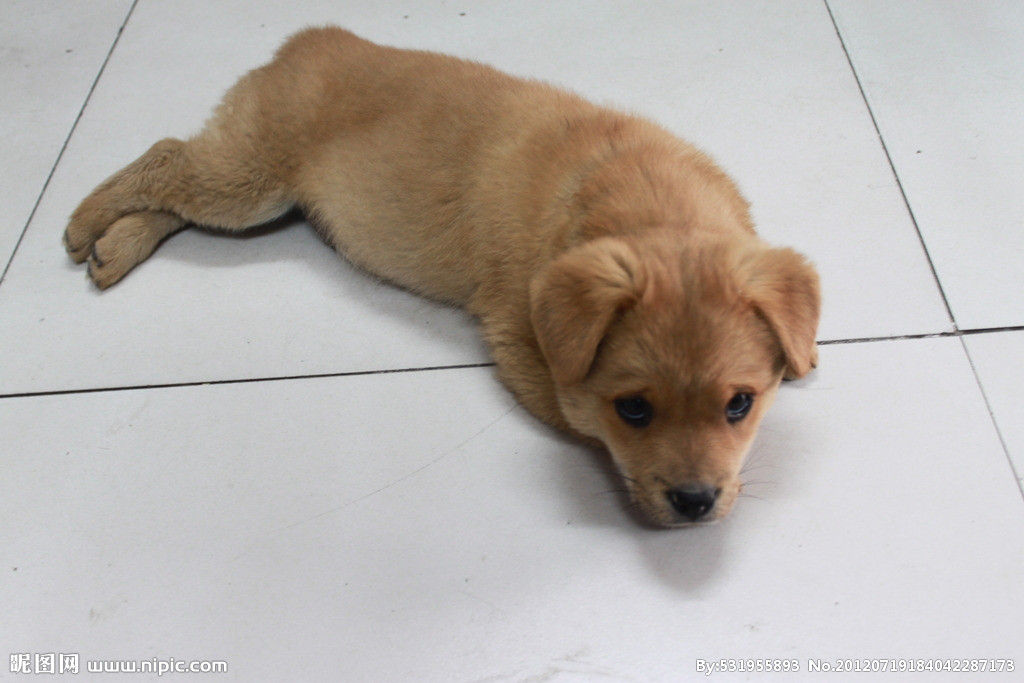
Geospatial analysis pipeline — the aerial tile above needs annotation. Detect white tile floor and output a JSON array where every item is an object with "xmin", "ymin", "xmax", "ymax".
[{"xmin": 2, "ymin": 1, "xmax": 1021, "ymax": 681}]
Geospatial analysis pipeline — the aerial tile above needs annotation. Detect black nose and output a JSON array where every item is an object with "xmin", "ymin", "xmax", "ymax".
[{"xmin": 666, "ymin": 486, "xmax": 719, "ymax": 521}]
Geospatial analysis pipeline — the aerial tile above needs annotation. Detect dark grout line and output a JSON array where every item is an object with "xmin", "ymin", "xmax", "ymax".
[
  {"xmin": 817, "ymin": 325, "xmax": 1024, "ymax": 346},
  {"xmin": 5, "ymin": 327, "xmax": 1022, "ymax": 401},
  {"xmin": 823, "ymin": 0, "xmax": 959, "ymax": 330},
  {"xmin": 817, "ymin": 331, "xmax": 955, "ymax": 345},
  {"xmin": 0, "ymin": 0, "xmax": 141, "ymax": 289},
  {"xmin": 960, "ymin": 325, "xmax": 1024, "ymax": 336},
  {"xmin": 0, "ymin": 362, "xmax": 497, "ymax": 400},
  {"xmin": 957, "ymin": 337, "xmax": 1024, "ymax": 503}
]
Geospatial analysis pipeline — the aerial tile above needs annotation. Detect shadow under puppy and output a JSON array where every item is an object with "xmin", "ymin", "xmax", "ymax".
[{"xmin": 64, "ymin": 27, "xmax": 821, "ymax": 527}]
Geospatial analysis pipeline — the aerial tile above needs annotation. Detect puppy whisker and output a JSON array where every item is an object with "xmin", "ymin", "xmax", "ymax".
[
  {"xmin": 595, "ymin": 488, "xmax": 631, "ymax": 496},
  {"xmin": 569, "ymin": 462, "xmax": 637, "ymax": 483},
  {"xmin": 740, "ymin": 478, "xmax": 777, "ymax": 487},
  {"xmin": 739, "ymin": 462, "xmax": 780, "ymax": 476}
]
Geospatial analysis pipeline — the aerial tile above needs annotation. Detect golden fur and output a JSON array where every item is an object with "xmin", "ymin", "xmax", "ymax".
[{"xmin": 64, "ymin": 27, "xmax": 820, "ymax": 527}]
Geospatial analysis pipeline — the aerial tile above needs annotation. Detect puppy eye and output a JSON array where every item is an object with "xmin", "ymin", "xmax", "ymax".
[
  {"xmin": 614, "ymin": 396, "xmax": 653, "ymax": 428},
  {"xmin": 725, "ymin": 393, "xmax": 754, "ymax": 423}
]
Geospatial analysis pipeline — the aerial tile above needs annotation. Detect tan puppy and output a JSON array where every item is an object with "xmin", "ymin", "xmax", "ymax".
[{"xmin": 64, "ymin": 27, "xmax": 820, "ymax": 527}]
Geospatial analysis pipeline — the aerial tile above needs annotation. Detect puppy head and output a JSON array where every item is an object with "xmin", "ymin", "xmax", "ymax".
[{"xmin": 530, "ymin": 231, "xmax": 820, "ymax": 526}]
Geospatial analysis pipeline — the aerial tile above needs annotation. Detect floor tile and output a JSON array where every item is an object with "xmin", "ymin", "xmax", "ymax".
[
  {"xmin": 3, "ymin": 339, "xmax": 1021, "ymax": 680},
  {"xmin": 830, "ymin": 0, "xmax": 1024, "ymax": 330},
  {"xmin": 0, "ymin": 0, "xmax": 949, "ymax": 395},
  {"xmin": 964, "ymin": 330, "xmax": 1024, "ymax": 490},
  {"xmin": 0, "ymin": 0, "xmax": 133, "ymax": 267}
]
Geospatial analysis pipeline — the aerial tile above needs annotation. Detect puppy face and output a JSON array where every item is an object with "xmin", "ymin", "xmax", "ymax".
[{"xmin": 530, "ymin": 231, "xmax": 820, "ymax": 527}]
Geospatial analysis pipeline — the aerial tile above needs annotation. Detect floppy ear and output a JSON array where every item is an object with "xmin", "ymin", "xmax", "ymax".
[
  {"xmin": 741, "ymin": 246, "xmax": 821, "ymax": 379},
  {"xmin": 530, "ymin": 238, "xmax": 646, "ymax": 386}
]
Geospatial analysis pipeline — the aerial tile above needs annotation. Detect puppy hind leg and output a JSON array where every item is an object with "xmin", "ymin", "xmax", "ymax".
[{"xmin": 65, "ymin": 135, "xmax": 293, "ymax": 289}]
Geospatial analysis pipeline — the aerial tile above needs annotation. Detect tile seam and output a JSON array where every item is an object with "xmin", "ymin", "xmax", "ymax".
[
  {"xmin": 823, "ymin": 0, "xmax": 959, "ymax": 328},
  {"xmin": 4, "ymin": 327, "xmax": 1024, "ymax": 400},
  {"xmin": 0, "ymin": 0, "xmax": 141, "ymax": 288},
  {"xmin": 957, "ymin": 336, "xmax": 1024, "ymax": 504}
]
